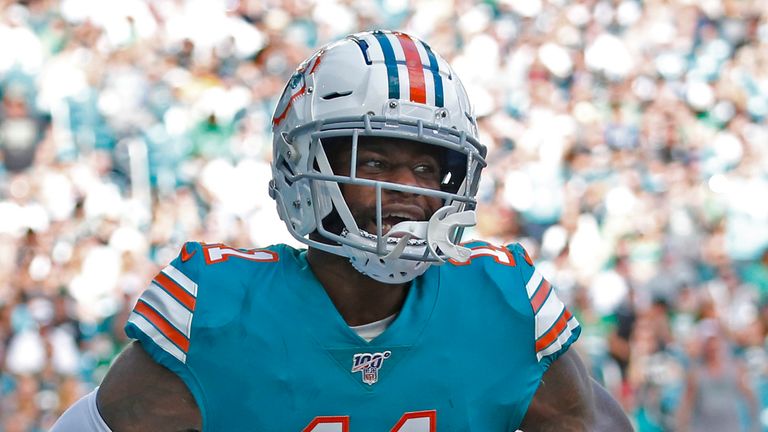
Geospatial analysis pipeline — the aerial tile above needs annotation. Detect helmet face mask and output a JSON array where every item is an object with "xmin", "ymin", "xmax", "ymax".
[
  {"xmin": 319, "ymin": 135, "xmax": 445, "ymax": 235},
  {"xmin": 270, "ymin": 30, "xmax": 487, "ymax": 283}
]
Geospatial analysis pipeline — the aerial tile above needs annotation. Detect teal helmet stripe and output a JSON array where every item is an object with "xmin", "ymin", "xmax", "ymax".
[
  {"xmin": 420, "ymin": 40, "xmax": 444, "ymax": 107},
  {"xmin": 372, "ymin": 31, "xmax": 400, "ymax": 100}
]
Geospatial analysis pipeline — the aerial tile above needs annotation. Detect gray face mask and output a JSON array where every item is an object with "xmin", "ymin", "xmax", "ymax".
[{"xmin": 271, "ymin": 116, "xmax": 485, "ymax": 283}]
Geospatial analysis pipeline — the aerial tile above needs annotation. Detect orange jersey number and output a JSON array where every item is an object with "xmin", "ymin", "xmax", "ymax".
[{"xmin": 303, "ymin": 410, "xmax": 436, "ymax": 432}]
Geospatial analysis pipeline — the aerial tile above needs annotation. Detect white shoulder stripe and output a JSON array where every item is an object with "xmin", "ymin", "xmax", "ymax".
[
  {"xmin": 162, "ymin": 265, "xmax": 197, "ymax": 296},
  {"xmin": 525, "ymin": 271, "xmax": 543, "ymax": 298},
  {"xmin": 142, "ymin": 284, "xmax": 193, "ymax": 338},
  {"xmin": 128, "ymin": 311, "xmax": 187, "ymax": 363},
  {"xmin": 537, "ymin": 317, "xmax": 580, "ymax": 361},
  {"xmin": 536, "ymin": 299, "xmax": 566, "ymax": 340}
]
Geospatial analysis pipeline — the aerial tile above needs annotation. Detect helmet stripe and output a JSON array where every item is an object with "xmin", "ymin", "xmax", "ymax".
[
  {"xmin": 272, "ymin": 85, "xmax": 306, "ymax": 127},
  {"xmin": 420, "ymin": 41, "xmax": 444, "ymax": 107},
  {"xmin": 372, "ymin": 31, "xmax": 400, "ymax": 100},
  {"xmin": 395, "ymin": 32, "xmax": 426, "ymax": 104}
]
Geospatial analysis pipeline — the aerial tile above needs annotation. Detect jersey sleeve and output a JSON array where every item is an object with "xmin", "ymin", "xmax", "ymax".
[
  {"xmin": 125, "ymin": 241, "xmax": 202, "ymax": 368},
  {"xmin": 507, "ymin": 243, "xmax": 581, "ymax": 370}
]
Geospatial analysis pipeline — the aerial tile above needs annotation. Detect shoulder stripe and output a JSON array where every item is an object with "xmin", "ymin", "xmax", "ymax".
[
  {"xmin": 535, "ymin": 308, "xmax": 572, "ymax": 352},
  {"xmin": 128, "ymin": 312, "xmax": 187, "ymax": 363},
  {"xmin": 142, "ymin": 284, "xmax": 193, "ymax": 337},
  {"xmin": 537, "ymin": 315, "xmax": 580, "ymax": 361},
  {"xmin": 525, "ymin": 270, "xmax": 543, "ymax": 297},
  {"xmin": 126, "ymin": 263, "xmax": 200, "ymax": 363},
  {"xmin": 518, "ymin": 252, "xmax": 581, "ymax": 363},
  {"xmin": 153, "ymin": 273, "xmax": 196, "ymax": 311},
  {"xmin": 530, "ymin": 279, "xmax": 552, "ymax": 314},
  {"xmin": 162, "ymin": 265, "xmax": 197, "ymax": 296},
  {"xmin": 535, "ymin": 294, "xmax": 566, "ymax": 338},
  {"xmin": 133, "ymin": 300, "xmax": 190, "ymax": 353}
]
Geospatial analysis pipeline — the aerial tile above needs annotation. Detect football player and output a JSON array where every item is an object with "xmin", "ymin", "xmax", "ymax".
[{"xmin": 52, "ymin": 30, "xmax": 632, "ymax": 431}]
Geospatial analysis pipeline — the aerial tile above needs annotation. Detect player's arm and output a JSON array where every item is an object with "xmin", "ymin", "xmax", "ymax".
[
  {"xmin": 519, "ymin": 349, "xmax": 633, "ymax": 432},
  {"xmin": 97, "ymin": 341, "xmax": 202, "ymax": 432},
  {"xmin": 50, "ymin": 341, "xmax": 201, "ymax": 432}
]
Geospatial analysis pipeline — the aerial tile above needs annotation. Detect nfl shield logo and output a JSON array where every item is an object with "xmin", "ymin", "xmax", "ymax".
[
  {"xmin": 351, "ymin": 351, "xmax": 391, "ymax": 385},
  {"xmin": 363, "ymin": 367, "xmax": 377, "ymax": 384}
]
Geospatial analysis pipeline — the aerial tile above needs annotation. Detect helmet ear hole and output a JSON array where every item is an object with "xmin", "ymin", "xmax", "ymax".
[
  {"xmin": 322, "ymin": 90, "xmax": 353, "ymax": 100},
  {"xmin": 279, "ymin": 160, "xmax": 295, "ymax": 186}
]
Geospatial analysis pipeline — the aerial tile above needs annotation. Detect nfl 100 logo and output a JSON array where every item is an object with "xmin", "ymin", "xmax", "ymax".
[{"xmin": 351, "ymin": 351, "xmax": 391, "ymax": 385}]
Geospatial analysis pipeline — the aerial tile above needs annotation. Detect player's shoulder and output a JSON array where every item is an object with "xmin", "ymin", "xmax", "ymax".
[
  {"xmin": 178, "ymin": 240, "xmax": 301, "ymax": 294},
  {"xmin": 125, "ymin": 241, "xmax": 299, "ymax": 364},
  {"xmin": 444, "ymin": 239, "xmax": 534, "ymax": 274},
  {"xmin": 174, "ymin": 241, "xmax": 284, "ymax": 269},
  {"xmin": 442, "ymin": 239, "xmax": 557, "ymax": 310},
  {"xmin": 440, "ymin": 239, "xmax": 581, "ymax": 368},
  {"xmin": 438, "ymin": 239, "xmax": 533, "ymax": 306},
  {"xmin": 172, "ymin": 241, "xmax": 300, "ymax": 303},
  {"xmin": 170, "ymin": 240, "xmax": 304, "ymax": 283}
]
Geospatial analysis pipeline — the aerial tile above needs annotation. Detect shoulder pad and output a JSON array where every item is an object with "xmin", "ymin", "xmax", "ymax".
[
  {"xmin": 125, "ymin": 242, "xmax": 283, "ymax": 366},
  {"xmin": 125, "ymin": 241, "xmax": 203, "ymax": 364},
  {"xmin": 507, "ymin": 243, "xmax": 580, "ymax": 368},
  {"xmin": 448, "ymin": 240, "xmax": 581, "ymax": 369}
]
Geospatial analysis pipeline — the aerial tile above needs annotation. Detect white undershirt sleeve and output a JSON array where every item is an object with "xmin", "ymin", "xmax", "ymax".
[{"xmin": 50, "ymin": 387, "xmax": 113, "ymax": 432}]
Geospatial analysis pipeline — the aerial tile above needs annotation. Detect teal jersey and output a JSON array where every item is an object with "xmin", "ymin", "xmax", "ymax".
[{"xmin": 125, "ymin": 241, "xmax": 580, "ymax": 431}]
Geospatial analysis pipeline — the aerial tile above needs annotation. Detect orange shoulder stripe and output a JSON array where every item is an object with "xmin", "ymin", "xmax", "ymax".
[
  {"xmin": 535, "ymin": 309, "xmax": 573, "ymax": 352},
  {"xmin": 530, "ymin": 279, "xmax": 552, "ymax": 314},
  {"xmin": 134, "ymin": 301, "xmax": 190, "ymax": 352},
  {"xmin": 153, "ymin": 272, "xmax": 196, "ymax": 311}
]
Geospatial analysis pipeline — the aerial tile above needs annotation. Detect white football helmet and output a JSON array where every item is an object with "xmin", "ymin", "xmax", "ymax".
[{"xmin": 269, "ymin": 30, "xmax": 487, "ymax": 283}]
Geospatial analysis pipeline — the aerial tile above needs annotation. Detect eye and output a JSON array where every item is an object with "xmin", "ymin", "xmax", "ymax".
[
  {"xmin": 361, "ymin": 159, "xmax": 385, "ymax": 170},
  {"xmin": 413, "ymin": 163, "xmax": 437, "ymax": 174}
]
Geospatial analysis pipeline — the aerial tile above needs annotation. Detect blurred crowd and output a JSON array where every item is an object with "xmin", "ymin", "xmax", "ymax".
[{"xmin": 0, "ymin": 0, "xmax": 767, "ymax": 430}]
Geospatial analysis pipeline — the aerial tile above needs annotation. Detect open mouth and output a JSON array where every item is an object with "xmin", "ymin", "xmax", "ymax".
[
  {"xmin": 381, "ymin": 214, "xmax": 412, "ymax": 236},
  {"xmin": 372, "ymin": 209, "xmax": 427, "ymax": 236},
  {"xmin": 344, "ymin": 221, "xmax": 428, "ymax": 246}
]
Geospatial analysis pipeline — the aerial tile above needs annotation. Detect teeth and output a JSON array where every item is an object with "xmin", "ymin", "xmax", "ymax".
[
  {"xmin": 343, "ymin": 228, "xmax": 427, "ymax": 246},
  {"xmin": 384, "ymin": 212, "xmax": 415, "ymax": 220}
]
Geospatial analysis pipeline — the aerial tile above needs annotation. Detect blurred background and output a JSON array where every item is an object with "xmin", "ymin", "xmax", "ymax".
[{"xmin": 0, "ymin": 0, "xmax": 767, "ymax": 430}]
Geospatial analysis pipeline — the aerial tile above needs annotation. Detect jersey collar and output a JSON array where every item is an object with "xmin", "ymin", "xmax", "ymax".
[{"xmin": 289, "ymin": 249, "xmax": 440, "ymax": 349}]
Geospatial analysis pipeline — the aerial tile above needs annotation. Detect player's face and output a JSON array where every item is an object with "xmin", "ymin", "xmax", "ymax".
[{"xmin": 328, "ymin": 137, "xmax": 444, "ymax": 235}]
